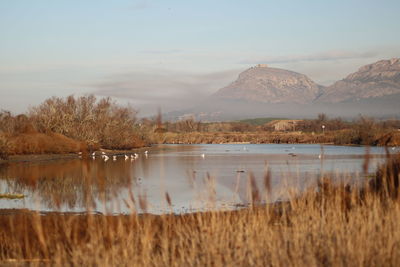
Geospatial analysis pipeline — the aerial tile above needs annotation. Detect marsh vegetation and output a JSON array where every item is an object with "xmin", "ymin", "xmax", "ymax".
[
  {"xmin": 0, "ymin": 153, "xmax": 399, "ymax": 266},
  {"xmin": 0, "ymin": 95, "xmax": 145, "ymax": 159}
]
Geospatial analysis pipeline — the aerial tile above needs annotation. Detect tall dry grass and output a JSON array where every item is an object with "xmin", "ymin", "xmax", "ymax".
[
  {"xmin": 150, "ymin": 131, "xmax": 335, "ymax": 145},
  {"xmin": 1, "ymin": 154, "xmax": 400, "ymax": 266}
]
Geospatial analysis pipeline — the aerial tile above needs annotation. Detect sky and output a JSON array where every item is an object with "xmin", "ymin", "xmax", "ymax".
[{"xmin": 1, "ymin": 0, "xmax": 399, "ymax": 115}]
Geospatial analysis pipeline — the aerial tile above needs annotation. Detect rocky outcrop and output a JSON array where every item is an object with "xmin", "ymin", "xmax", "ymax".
[
  {"xmin": 316, "ymin": 58, "xmax": 400, "ymax": 102},
  {"xmin": 213, "ymin": 64, "xmax": 322, "ymax": 104}
]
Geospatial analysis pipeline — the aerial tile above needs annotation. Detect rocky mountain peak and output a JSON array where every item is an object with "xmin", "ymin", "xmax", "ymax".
[
  {"xmin": 345, "ymin": 58, "xmax": 400, "ymax": 82},
  {"xmin": 213, "ymin": 65, "xmax": 321, "ymax": 104},
  {"xmin": 316, "ymin": 58, "xmax": 400, "ymax": 103}
]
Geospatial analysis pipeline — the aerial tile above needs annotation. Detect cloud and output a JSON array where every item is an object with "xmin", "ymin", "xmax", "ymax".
[
  {"xmin": 130, "ymin": 1, "xmax": 151, "ymax": 10},
  {"xmin": 240, "ymin": 50, "xmax": 378, "ymax": 64},
  {"xmin": 139, "ymin": 49, "xmax": 183, "ymax": 55},
  {"xmin": 89, "ymin": 69, "xmax": 241, "ymax": 115}
]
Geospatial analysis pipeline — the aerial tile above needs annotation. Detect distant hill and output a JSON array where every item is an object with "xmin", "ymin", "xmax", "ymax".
[
  {"xmin": 213, "ymin": 64, "xmax": 322, "ymax": 104},
  {"xmin": 315, "ymin": 58, "xmax": 400, "ymax": 103}
]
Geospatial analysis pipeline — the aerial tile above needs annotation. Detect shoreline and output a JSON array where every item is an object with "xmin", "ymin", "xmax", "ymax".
[
  {"xmin": 0, "ymin": 147, "xmax": 151, "ymax": 164},
  {"xmin": 0, "ymin": 143, "xmax": 391, "ymax": 164}
]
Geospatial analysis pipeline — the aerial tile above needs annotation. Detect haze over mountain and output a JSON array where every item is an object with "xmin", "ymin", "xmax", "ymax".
[
  {"xmin": 168, "ymin": 58, "xmax": 400, "ymax": 121},
  {"xmin": 316, "ymin": 58, "xmax": 400, "ymax": 103}
]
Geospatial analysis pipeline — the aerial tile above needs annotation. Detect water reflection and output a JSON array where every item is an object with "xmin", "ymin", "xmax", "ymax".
[
  {"xmin": 0, "ymin": 144, "xmax": 389, "ymax": 214},
  {"xmin": 0, "ymin": 159, "xmax": 133, "ymax": 211}
]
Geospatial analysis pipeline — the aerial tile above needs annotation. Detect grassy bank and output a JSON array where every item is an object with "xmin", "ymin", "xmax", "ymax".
[
  {"xmin": 149, "ymin": 130, "xmax": 400, "ymax": 146},
  {"xmin": 1, "ymin": 154, "xmax": 399, "ymax": 266},
  {"xmin": 146, "ymin": 114, "xmax": 400, "ymax": 146}
]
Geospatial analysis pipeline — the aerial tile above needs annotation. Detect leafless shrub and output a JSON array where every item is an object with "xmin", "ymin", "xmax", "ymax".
[
  {"xmin": 29, "ymin": 95, "xmax": 144, "ymax": 149},
  {"xmin": 0, "ymin": 133, "xmax": 11, "ymax": 160}
]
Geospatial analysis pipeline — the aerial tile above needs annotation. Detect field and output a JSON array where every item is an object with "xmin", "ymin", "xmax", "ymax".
[{"xmin": 0, "ymin": 154, "xmax": 399, "ymax": 266}]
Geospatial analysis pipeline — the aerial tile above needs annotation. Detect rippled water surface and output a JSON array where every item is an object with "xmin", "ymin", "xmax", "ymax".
[{"xmin": 0, "ymin": 144, "xmax": 391, "ymax": 214}]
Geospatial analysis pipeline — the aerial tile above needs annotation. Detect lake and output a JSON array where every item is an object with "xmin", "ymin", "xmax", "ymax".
[{"xmin": 0, "ymin": 144, "xmax": 393, "ymax": 214}]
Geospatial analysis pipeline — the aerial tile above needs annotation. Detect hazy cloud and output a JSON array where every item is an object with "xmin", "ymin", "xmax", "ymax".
[
  {"xmin": 90, "ymin": 69, "xmax": 241, "ymax": 115},
  {"xmin": 130, "ymin": 0, "xmax": 152, "ymax": 10},
  {"xmin": 240, "ymin": 50, "xmax": 378, "ymax": 64},
  {"xmin": 139, "ymin": 49, "xmax": 183, "ymax": 54}
]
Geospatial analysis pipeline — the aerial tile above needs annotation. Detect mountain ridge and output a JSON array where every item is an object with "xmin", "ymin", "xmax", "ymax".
[
  {"xmin": 315, "ymin": 58, "xmax": 400, "ymax": 103},
  {"xmin": 213, "ymin": 58, "xmax": 400, "ymax": 104},
  {"xmin": 213, "ymin": 64, "xmax": 323, "ymax": 104},
  {"xmin": 166, "ymin": 58, "xmax": 400, "ymax": 121}
]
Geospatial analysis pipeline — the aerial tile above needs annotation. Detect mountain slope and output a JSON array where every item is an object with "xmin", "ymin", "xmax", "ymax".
[
  {"xmin": 213, "ymin": 64, "xmax": 322, "ymax": 104},
  {"xmin": 166, "ymin": 59, "xmax": 400, "ymax": 121},
  {"xmin": 316, "ymin": 58, "xmax": 400, "ymax": 103}
]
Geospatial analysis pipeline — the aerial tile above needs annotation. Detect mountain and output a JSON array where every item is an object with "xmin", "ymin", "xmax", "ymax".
[
  {"xmin": 166, "ymin": 59, "xmax": 400, "ymax": 121},
  {"xmin": 316, "ymin": 58, "xmax": 400, "ymax": 103},
  {"xmin": 213, "ymin": 64, "xmax": 322, "ymax": 104}
]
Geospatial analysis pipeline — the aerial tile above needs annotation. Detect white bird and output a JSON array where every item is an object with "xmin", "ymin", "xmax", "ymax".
[
  {"xmin": 92, "ymin": 156, "xmax": 95, "ymax": 160},
  {"xmin": 392, "ymin": 147, "xmax": 396, "ymax": 150},
  {"xmin": 144, "ymin": 150, "xmax": 148, "ymax": 155},
  {"xmin": 78, "ymin": 152, "xmax": 82, "ymax": 155},
  {"xmin": 201, "ymin": 154, "xmax": 205, "ymax": 158},
  {"xmin": 124, "ymin": 155, "xmax": 129, "ymax": 160},
  {"xmin": 130, "ymin": 155, "xmax": 134, "ymax": 160},
  {"xmin": 92, "ymin": 152, "xmax": 96, "ymax": 156},
  {"xmin": 104, "ymin": 155, "xmax": 109, "ymax": 162},
  {"xmin": 318, "ymin": 154, "xmax": 322, "ymax": 159},
  {"xmin": 101, "ymin": 151, "xmax": 106, "ymax": 155},
  {"xmin": 113, "ymin": 155, "xmax": 117, "ymax": 161},
  {"xmin": 134, "ymin": 153, "xmax": 139, "ymax": 159}
]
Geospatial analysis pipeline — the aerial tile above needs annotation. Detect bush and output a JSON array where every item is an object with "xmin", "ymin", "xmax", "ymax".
[
  {"xmin": 0, "ymin": 133, "xmax": 10, "ymax": 160},
  {"xmin": 29, "ymin": 95, "xmax": 144, "ymax": 149}
]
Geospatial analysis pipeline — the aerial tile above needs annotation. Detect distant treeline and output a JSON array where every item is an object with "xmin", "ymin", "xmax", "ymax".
[{"xmin": 143, "ymin": 113, "xmax": 400, "ymax": 146}]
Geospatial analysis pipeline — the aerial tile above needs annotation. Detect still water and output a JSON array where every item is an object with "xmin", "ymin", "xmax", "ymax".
[{"xmin": 0, "ymin": 144, "xmax": 391, "ymax": 214}]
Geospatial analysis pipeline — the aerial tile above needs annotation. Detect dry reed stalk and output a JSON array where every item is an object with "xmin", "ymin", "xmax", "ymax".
[
  {"xmin": 263, "ymin": 161, "xmax": 271, "ymax": 198},
  {"xmin": 248, "ymin": 171, "xmax": 260, "ymax": 205},
  {"xmin": 0, "ymin": 154, "xmax": 399, "ymax": 266}
]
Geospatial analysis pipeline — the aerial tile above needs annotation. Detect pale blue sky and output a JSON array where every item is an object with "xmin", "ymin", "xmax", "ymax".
[{"xmin": 1, "ymin": 0, "xmax": 399, "ymax": 114}]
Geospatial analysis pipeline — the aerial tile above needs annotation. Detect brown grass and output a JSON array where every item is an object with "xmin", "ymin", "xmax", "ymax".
[
  {"xmin": 150, "ymin": 131, "xmax": 336, "ymax": 145},
  {"xmin": 148, "ymin": 129, "xmax": 400, "ymax": 147},
  {"xmin": 0, "ymin": 154, "xmax": 400, "ymax": 266},
  {"xmin": 7, "ymin": 132, "xmax": 83, "ymax": 155},
  {"xmin": 145, "ymin": 114, "xmax": 400, "ymax": 146}
]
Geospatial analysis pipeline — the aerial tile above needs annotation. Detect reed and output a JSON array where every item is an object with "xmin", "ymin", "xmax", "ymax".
[{"xmin": 0, "ymin": 154, "xmax": 399, "ymax": 266}]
